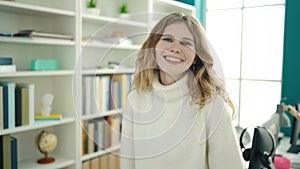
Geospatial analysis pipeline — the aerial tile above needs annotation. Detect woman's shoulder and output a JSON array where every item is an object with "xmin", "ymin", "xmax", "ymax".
[
  {"xmin": 127, "ymin": 89, "xmax": 150, "ymax": 101},
  {"xmin": 202, "ymin": 95, "xmax": 232, "ymax": 119},
  {"xmin": 207, "ymin": 95, "xmax": 226, "ymax": 108}
]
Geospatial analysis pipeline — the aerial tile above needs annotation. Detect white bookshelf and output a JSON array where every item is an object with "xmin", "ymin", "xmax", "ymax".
[{"xmin": 0, "ymin": 0, "xmax": 195, "ymax": 168}]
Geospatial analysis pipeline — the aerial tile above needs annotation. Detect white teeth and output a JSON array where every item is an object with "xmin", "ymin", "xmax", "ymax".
[{"xmin": 165, "ymin": 56, "xmax": 182, "ymax": 63}]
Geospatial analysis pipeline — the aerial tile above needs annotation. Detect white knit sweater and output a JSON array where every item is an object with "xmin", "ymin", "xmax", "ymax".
[{"xmin": 120, "ymin": 72, "xmax": 244, "ymax": 169}]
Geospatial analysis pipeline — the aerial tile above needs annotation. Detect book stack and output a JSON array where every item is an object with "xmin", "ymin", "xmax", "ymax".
[
  {"xmin": 14, "ymin": 29, "xmax": 73, "ymax": 40},
  {"xmin": 34, "ymin": 113, "xmax": 63, "ymax": 121},
  {"xmin": 0, "ymin": 82, "xmax": 35, "ymax": 130},
  {"xmin": 0, "ymin": 58, "xmax": 16, "ymax": 73},
  {"xmin": 0, "ymin": 134, "xmax": 18, "ymax": 169}
]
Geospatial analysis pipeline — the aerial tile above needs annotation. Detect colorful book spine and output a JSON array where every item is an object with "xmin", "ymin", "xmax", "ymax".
[{"xmin": 34, "ymin": 113, "xmax": 62, "ymax": 121}]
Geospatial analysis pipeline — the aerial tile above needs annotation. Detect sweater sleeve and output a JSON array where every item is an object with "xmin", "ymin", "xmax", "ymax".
[
  {"xmin": 120, "ymin": 95, "xmax": 135, "ymax": 169},
  {"xmin": 206, "ymin": 97, "xmax": 245, "ymax": 169}
]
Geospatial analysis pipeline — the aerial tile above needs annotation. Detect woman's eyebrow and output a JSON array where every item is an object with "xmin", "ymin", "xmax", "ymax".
[
  {"xmin": 162, "ymin": 34, "xmax": 194, "ymax": 42},
  {"xmin": 182, "ymin": 37, "xmax": 194, "ymax": 42}
]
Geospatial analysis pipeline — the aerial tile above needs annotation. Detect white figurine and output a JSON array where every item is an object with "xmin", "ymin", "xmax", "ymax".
[{"xmin": 41, "ymin": 93, "xmax": 54, "ymax": 116}]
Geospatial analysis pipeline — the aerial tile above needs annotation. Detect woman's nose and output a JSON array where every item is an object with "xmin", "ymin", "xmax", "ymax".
[{"xmin": 169, "ymin": 41, "xmax": 181, "ymax": 53}]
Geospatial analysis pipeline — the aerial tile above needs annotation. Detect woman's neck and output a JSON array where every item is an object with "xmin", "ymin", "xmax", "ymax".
[{"xmin": 159, "ymin": 71, "xmax": 187, "ymax": 86}]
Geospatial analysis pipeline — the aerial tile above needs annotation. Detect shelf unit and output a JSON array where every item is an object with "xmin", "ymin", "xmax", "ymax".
[{"xmin": 0, "ymin": 0, "xmax": 195, "ymax": 168}]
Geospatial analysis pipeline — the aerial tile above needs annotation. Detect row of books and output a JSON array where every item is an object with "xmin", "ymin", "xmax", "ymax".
[
  {"xmin": 82, "ymin": 151, "xmax": 120, "ymax": 169},
  {"xmin": 82, "ymin": 115, "xmax": 121, "ymax": 156},
  {"xmin": 0, "ymin": 135, "xmax": 18, "ymax": 169},
  {"xmin": 82, "ymin": 74, "xmax": 133, "ymax": 115},
  {"xmin": 0, "ymin": 82, "xmax": 35, "ymax": 130},
  {"xmin": 0, "ymin": 57, "xmax": 16, "ymax": 73}
]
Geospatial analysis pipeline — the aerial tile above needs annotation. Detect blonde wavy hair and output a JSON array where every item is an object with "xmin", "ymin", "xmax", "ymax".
[{"xmin": 132, "ymin": 13, "xmax": 236, "ymax": 118}]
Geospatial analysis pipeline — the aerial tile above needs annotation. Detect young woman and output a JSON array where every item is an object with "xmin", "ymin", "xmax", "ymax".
[{"xmin": 120, "ymin": 12, "xmax": 244, "ymax": 169}]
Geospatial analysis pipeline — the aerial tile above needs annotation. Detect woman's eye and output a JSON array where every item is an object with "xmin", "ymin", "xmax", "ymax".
[
  {"xmin": 162, "ymin": 37, "xmax": 173, "ymax": 42},
  {"xmin": 181, "ymin": 41, "xmax": 192, "ymax": 46}
]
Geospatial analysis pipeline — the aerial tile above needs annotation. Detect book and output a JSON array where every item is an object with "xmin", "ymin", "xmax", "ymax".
[
  {"xmin": 111, "ymin": 115, "xmax": 121, "ymax": 147},
  {"xmin": 92, "ymin": 77, "xmax": 100, "ymax": 114},
  {"xmin": 34, "ymin": 113, "xmax": 63, "ymax": 121},
  {"xmin": 88, "ymin": 121, "xmax": 95, "ymax": 154},
  {"xmin": 83, "ymin": 76, "xmax": 93, "ymax": 115},
  {"xmin": 108, "ymin": 153, "xmax": 118, "ymax": 169},
  {"xmin": 14, "ymin": 29, "xmax": 73, "ymax": 40},
  {"xmin": 0, "ymin": 57, "xmax": 12, "ymax": 65},
  {"xmin": 21, "ymin": 87, "xmax": 29, "ymax": 126},
  {"xmin": 0, "ymin": 86, "xmax": 3, "ymax": 130},
  {"xmin": 0, "ymin": 82, "xmax": 16, "ymax": 129},
  {"xmin": 110, "ymin": 78, "xmax": 122, "ymax": 109},
  {"xmin": 82, "ymin": 160, "xmax": 90, "ymax": 169},
  {"xmin": 14, "ymin": 87, "xmax": 22, "ymax": 127},
  {"xmin": 2, "ymin": 134, "xmax": 11, "ymax": 169},
  {"xmin": 0, "ymin": 136, "xmax": 3, "ymax": 169},
  {"xmin": 90, "ymin": 157, "xmax": 100, "ymax": 169},
  {"xmin": 95, "ymin": 119, "xmax": 105, "ymax": 151},
  {"xmin": 10, "ymin": 137, "xmax": 18, "ymax": 169},
  {"xmin": 111, "ymin": 74, "xmax": 132, "ymax": 108},
  {"xmin": 0, "ymin": 65, "xmax": 16, "ymax": 73},
  {"xmin": 99, "ymin": 154, "xmax": 109, "ymax": 169},
  {"xmin": 99, "ymin": 76, "xmax": 110, "ymax": 113},
  {"xmin": 82, "ymin": 121, "xmax": 88, "ymax": 155},
  {"xmin": 104, "ymin": 116, "xmax": 112, "ymax": 149},
  {"xmin": 17, "ymin": 83, "xmax": 34, "ymax": 125}
]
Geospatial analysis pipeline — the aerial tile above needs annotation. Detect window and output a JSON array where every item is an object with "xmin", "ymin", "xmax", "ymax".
[{"xmin": 205, "ymin": 0, "xmax": 285, "ymax": 127}]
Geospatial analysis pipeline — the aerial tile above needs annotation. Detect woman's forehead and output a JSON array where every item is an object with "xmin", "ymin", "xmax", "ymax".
[{"xmin": 163, "ymin": 22, "xmax": 194, "ymax": 41}]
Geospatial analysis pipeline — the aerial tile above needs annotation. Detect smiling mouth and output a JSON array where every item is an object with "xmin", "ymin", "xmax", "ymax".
[{"xmin": 164, "ymin": 55, "xmax": 183, "ymax": 64}]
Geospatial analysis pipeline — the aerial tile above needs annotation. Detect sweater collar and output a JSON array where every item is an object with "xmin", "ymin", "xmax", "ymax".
[{"xmin": 152, "ymin": 72, "xmax": 192, "ymax": 100}]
